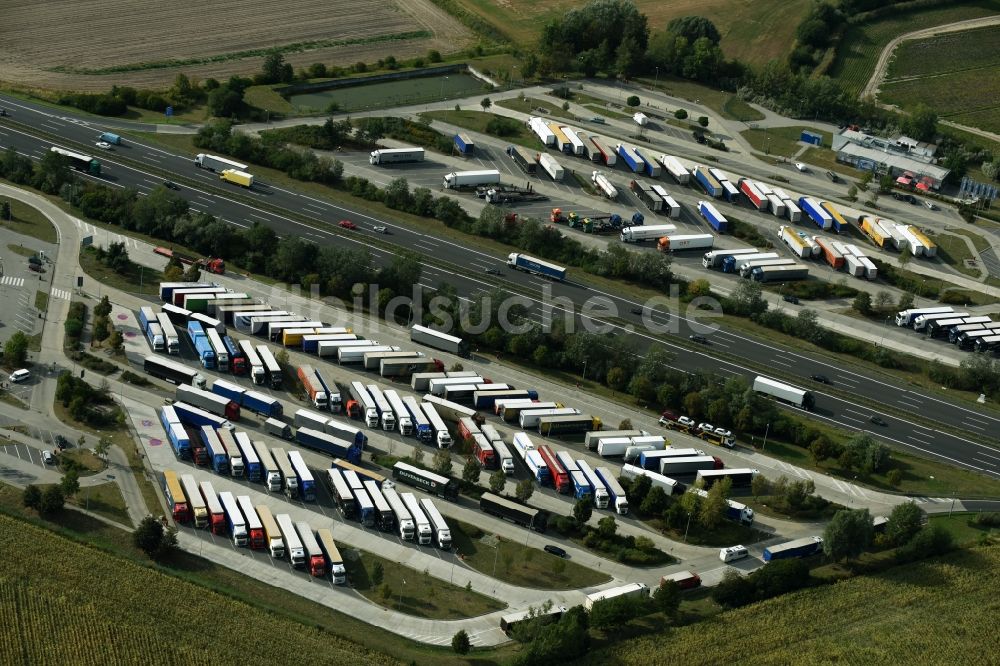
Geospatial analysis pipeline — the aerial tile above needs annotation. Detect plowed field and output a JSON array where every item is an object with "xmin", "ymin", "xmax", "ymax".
[{"xmin": 0, "ymin": 0, "xmax": 469, "ymax": 91}]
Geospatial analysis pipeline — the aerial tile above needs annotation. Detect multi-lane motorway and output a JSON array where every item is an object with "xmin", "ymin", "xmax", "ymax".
[{"xmin": 1, "ymin": 92, "xmax": 998, "ymax": 479}]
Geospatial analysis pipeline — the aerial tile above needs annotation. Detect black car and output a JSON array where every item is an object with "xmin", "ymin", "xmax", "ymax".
[
  {"xmin": 630, "ymin": 307, "xmax": 643, "ymax": 315},
  {"xmin": 870, "ymin": 415, "xmax": 888, "ymax": 427},
  {"xmin": 811, "ymin": 374, "xmax": 830, "ymax": 384},
  {"xmin": 825, "ymin": 170, "xmax": 839, "ymax": 183},
  {"xmin": 689, "ymin": 334, "xmax": 708, "ymax": 344},
  {"xmin": 55, "ymin": 435, "xmax": 71, "ymax": 450},
  {"xmin": 485, "ymin": 267, "xmax": 502, "ymax": 276},
  {"xmin": 544, "ymin": 544, "xmax": 567, "ymax": 558},
  {"xmin": 783, "ymin": 295, "xmax": 800, "ymax": 305},
  {"xmin": 163, "ymin": 180, "xmax": 181, "ymax": 190}
]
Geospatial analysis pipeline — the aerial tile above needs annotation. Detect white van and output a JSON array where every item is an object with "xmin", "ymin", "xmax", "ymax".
[
  {"xmin": 719, "ymin": 545, "xmax": 749, "ymax": 563},
  {"xmin": 9, "ymin": 369, "xmax": 30, "ymax": 384}
]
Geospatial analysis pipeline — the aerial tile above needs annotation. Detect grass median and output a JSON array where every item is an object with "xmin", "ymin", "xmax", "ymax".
[
  {"xmin": 450, "ymin": 519, "xmax": 611, "ymax": 589},
  {"xmin": 0, "ymin": 195, "xmax": 58, "ymax": 244},
  {"xmin": 342, "ymin": 547, "xmax": 506, "ymax": 619}
]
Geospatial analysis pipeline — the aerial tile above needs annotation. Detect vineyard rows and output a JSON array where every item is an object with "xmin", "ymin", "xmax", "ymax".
[{"xmin": 829, "ymin": 1, "xmax": 1000, "ymax": 93}]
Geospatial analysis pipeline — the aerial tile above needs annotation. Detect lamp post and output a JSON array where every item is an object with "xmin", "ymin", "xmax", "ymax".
[
  {"xmin": 683, "ymin": 511, "xmax": 692, "ymax": 543},
  {"xmin": 761, "ymin": 422, "xmax": 770, "ymax": 451},
  {"xmin": 654, "ymin": 66, "xmax": 659, "ymax": 91}
]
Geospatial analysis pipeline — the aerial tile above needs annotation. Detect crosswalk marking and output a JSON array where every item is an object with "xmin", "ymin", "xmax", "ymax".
[
  {"xmin": 0, "ymin": 276, "xmax": 25, "ymax": 287},
  {"xmin": 50, "ymin": 287, "xmax": 71, "ymax": 300}
]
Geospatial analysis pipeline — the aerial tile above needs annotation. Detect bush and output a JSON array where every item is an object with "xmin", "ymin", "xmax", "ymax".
[{"xmin": 674, "ymin": 108, "xmax": 688, "ymax": 120}]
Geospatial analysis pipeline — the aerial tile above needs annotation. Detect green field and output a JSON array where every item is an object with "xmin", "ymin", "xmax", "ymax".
[
  {"xmin": 740, "ymin": 125, "xmax": 830, "ymax": 157},
  {"xmin": 829, "ymin": 0, "xmax": 1000, "ymax": 92},
  {"xmin": 582, "ymin": 545, "xmax": 1000, "ymax": 665},
  {"xmin": 886, "ymin": 24, "xmax": 1000, "ymax": 79},
  {"xmin": 0, "ymin": 195, "xmax": 58, "ymax": 244}
]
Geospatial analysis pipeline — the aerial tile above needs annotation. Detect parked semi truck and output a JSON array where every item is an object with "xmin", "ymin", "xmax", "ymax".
[
  {"xmin": 656, "ymin": 234, "xmax": 714, "ymax": 253},
  {"xmin": 763, "ymin": 536, "xmax": 824, "ymax": 561},
  {"xmin": 369, "ymin": 147, "xmax": 424, "ymax": 165},
  {"xmin": 443, "ymin": 170, "xmax": 500, "ymax": 189},
  {"xmin": 595, "ymin": 467, "xmax": 629, "ymax": 514},
  {"xmin": 592, "ymin": 171, "xmax": 618, "ymax": 199},
  {"xmin": 454, "ymin": 134, "xmax": 474, "ymax": 156},
  {"xmin": 479, "ymin": 492, "xmax": 548, "ymax": 531},
  {"xmin": 409, "ymin": 324, "xmax": 469, "ymax": 356},
  {"xmin": 698, "ymin": 200, "xmax": 728, "ymax": 233},
  {"xmin": 392, "ymin": 461, "xmax": 459, "ymax": 500},
  {"xmin": 616, "ymin": 143, "xmax": 647, "ymax": 173},
  {"xmin": 659, "ymin": 155, "xmax": 690, "ymax": 183},
  {"xmin": 143, "ymin": 355, "xmax": 206, "ymax": 388},
  {"xmin": 694, "ymin": 166, "xmax": 722, "ymax": 197}
]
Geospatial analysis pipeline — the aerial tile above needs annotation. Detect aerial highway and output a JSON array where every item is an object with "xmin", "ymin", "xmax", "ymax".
[{"xmin": 1, "ymin": 94, "xmax": 998, "ymax": 479}]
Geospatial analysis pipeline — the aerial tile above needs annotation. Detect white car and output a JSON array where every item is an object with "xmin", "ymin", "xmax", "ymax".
[
  {"xmin": 923, "ymin": 200, "xmax": 936, "ymax": 210},
  {"xmin": 95, "ymin": 141, "xmax": 112, "ymax": 150},
  {"xmin": 372, "ymin": 225, "xmax": 387, "ymax": 233},
  {"xmin": 793, "ymin": 162, "xmax": 808, "ymax": 172}
]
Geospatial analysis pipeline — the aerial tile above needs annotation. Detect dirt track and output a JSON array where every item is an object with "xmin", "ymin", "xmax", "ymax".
[{"xmin": 861, "ymin": 15, "xmax": 1000, "ymax": 100}]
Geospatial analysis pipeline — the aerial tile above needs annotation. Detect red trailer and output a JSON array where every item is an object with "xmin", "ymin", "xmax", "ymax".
[
  {"xmin": 738, "ymin": 179, "xmax": 766, "ymax": 210},
  {"xmin": 814, "ymin": 237, "xmax": 845, "ymax": 269},
  {"xmin": 537, "ymin": 445, "xmax": 570, "ymax": 493},
  {"xmin": 660, "ymin": 570, "xmax": 702, "ymax": 590},
  {"xmin": 472, "ymin": 433, "xmax": 496, "ymax": 469},
  {"xmin": 199, "ymin": 481, "xmax": 227, "ymax": 535},
  {"xmin": 458, "ymin": 416, "xmax": 480, "ymax": 442}
]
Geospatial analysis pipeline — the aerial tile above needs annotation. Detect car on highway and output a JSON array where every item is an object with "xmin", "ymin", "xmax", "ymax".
[
  {"xmin": 630, "ymin": 307, "xmax": 643, "ymax": 315},
  {"xmin": 783, "ymin": 295, "xmax": 800, "ymax": 305},
  {"xmin": 923, "ymin": 200, "xmax": 936, "ymax": 210},
  {"xmin": 163, "ymin": 180, "xmax": 180, "ymax": 190},
  {"xmin": 42, "ymin": 450, "xmax": 55, "ymax": 465},
  {"xmin": 372, "ymin": 225, "xmax": 387, "ymax": 234},
  {"xmin": 543, "ymin": 544, "xmax": 567, "ymax": 558},
  {"xmin": 338, "ymin": 220, "xmax": 357, "ymax": 230},
  {"xmin": 689, "ymin": 334, "xmax": 708, "ymax": 344},
  {"xmin": 793, "ymin": 162, "xmax": 808, "ymax": 172},
  {"xmin": 825, "ymin": 170, "xmax": 839, "ymax": 183},
  {"xmin": 485, "ymin": 267, "xmax": 502, "ymax": 276},
  {"xmin": 870, "ymin": 415, "xmax": 888, "ymax": 427},
  {"xmin": 811, "ymin": 374, "xmax": 830, "ymax": 384},
  {"xmin": 95, "ymin": 141, "xmax": 112, "ymax": 150}
]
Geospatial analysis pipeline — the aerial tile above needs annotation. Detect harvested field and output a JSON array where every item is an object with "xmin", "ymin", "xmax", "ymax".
[
  {"xmin": 0, "ymin": 0, "xmax": 469, "ymax": 91},
  {"xmin": 447, "ymin": 0, "xmax": 811, "ymax": 66}
]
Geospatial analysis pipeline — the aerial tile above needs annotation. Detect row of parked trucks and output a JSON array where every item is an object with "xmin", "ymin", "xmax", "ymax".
[
  {"xmin": 895, "ymin": 306, "xmax": 1000, "ymax": 352},
  {"xmin": 859, "ymin": 216, "xmax": 937, "ymax": 256},
  {"xmin": 163, "ymin": 470, "xmax": 346, "ymax": 582}
]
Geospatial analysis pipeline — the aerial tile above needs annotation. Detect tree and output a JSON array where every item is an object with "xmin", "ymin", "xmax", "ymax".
[
  {"xmin": 372, "ymin": 561, "xmax": 384, "ymax": 586},
  {"xmin": 573, "ymin": 497, "xmax": 594, "ymax": 525},
  {"xmin": 22, "ymin": 484, "xmax": 42, "ymax": 510},
  {"xmin": 697, "ymin": 116, "xmax": 709, "ymax": 127},
  {"xmin": 261, "ymin": 51, "xmax": 288, "ymax": 84},
  {"xmin": 0, "ymin": 200, "xmax": 11, "ymax": 220},
  {"xmin": 40, "ymin": 485, "xmax": 65, "ymax": 515},
  {"xmin": 847, "ymin": 184, "xmax": 858, "ymax": 201},
  {"xmin": 904, "ymin": 103, "xmax": 938, "ymax": 142},
  {"xmin": 60, "ymin": 469, "xmax": 80, "ymax": 498},
  {"xmin": 751, "ymin": 473, "xmax": 771, "ymax": 500},
  {"xmin": 640, "ymin": 486, "xmax": 669, "ymax": 516},
  {"xmin": 897, "ymin": 291, "xmax": 915, "ymax": 311},
  {"xmin": 823, "ymin": 508, "xmax": 874, "ymax": 562},
  {"xmin": 885, "ymin": 501, "xmax": 924, "ymax": 546},
  {"xmin": 451, "ymin": 629, "xmax": 471, "ymax": 655},
  {"xmin": 853, "ymin": 291, "xmax": 872, "ymax": 316},
  {"xmin": 462, "ymin": 457, "xmax": 481, "ymax": 486},
  {"xmin": 699, "ymin": 477, "xmax": 731, "ymax": 529},
  {"xmin": 480, "ymin": 97, "xmax": 492, "ymax": 111},
  {"xmin": 515, "ymin": 478, "xmax": 534, "ymax": 502},
  {"xmin": 886, "ymin": 468, "xmax": 903, "ymax": 487},
  {"xmin": 653, "ymin": 580, "xmax": 681, "ymax": 617},
  {"xmin": 712, "ymin": 569, "xmax": 754, "ymax": 608},
  {"xmin": 489, "ymin": 469, "xmax": 506, "ymax": 494},
  {"xmin": 134, "ymin": 515, "xmax": 166, "ymax": 557},
  {"xmin": 590, "ymin": 595, "xmax": 640, "ymax": 630},
  {"xmin": 3, "ymin": 330, "xmax": 29, "ymax": 366},
  {"xmin": 433, "ymin": 449, "xmax": 453, "ymax": 476},
  {"xmin": 597, "ymin": 515, "xmax": 617, "ymax": 538},
  {"xmin": 94, "ymin": 436, "xmax": 112, "ymax": 466},
  {"xmin": 182, "ymin": 262, "xmax": 201, "ymax": 282},
  {"xmin": 411, "ymin": 447, "xmax": 425, "ymax": 466},
  {"xmin": 674, "ymin": 108, "xmax": 688, "ymax": 120},
  {"xmin": 626, "ymin": 95, "xmax": 640, "ymax": 107}
]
